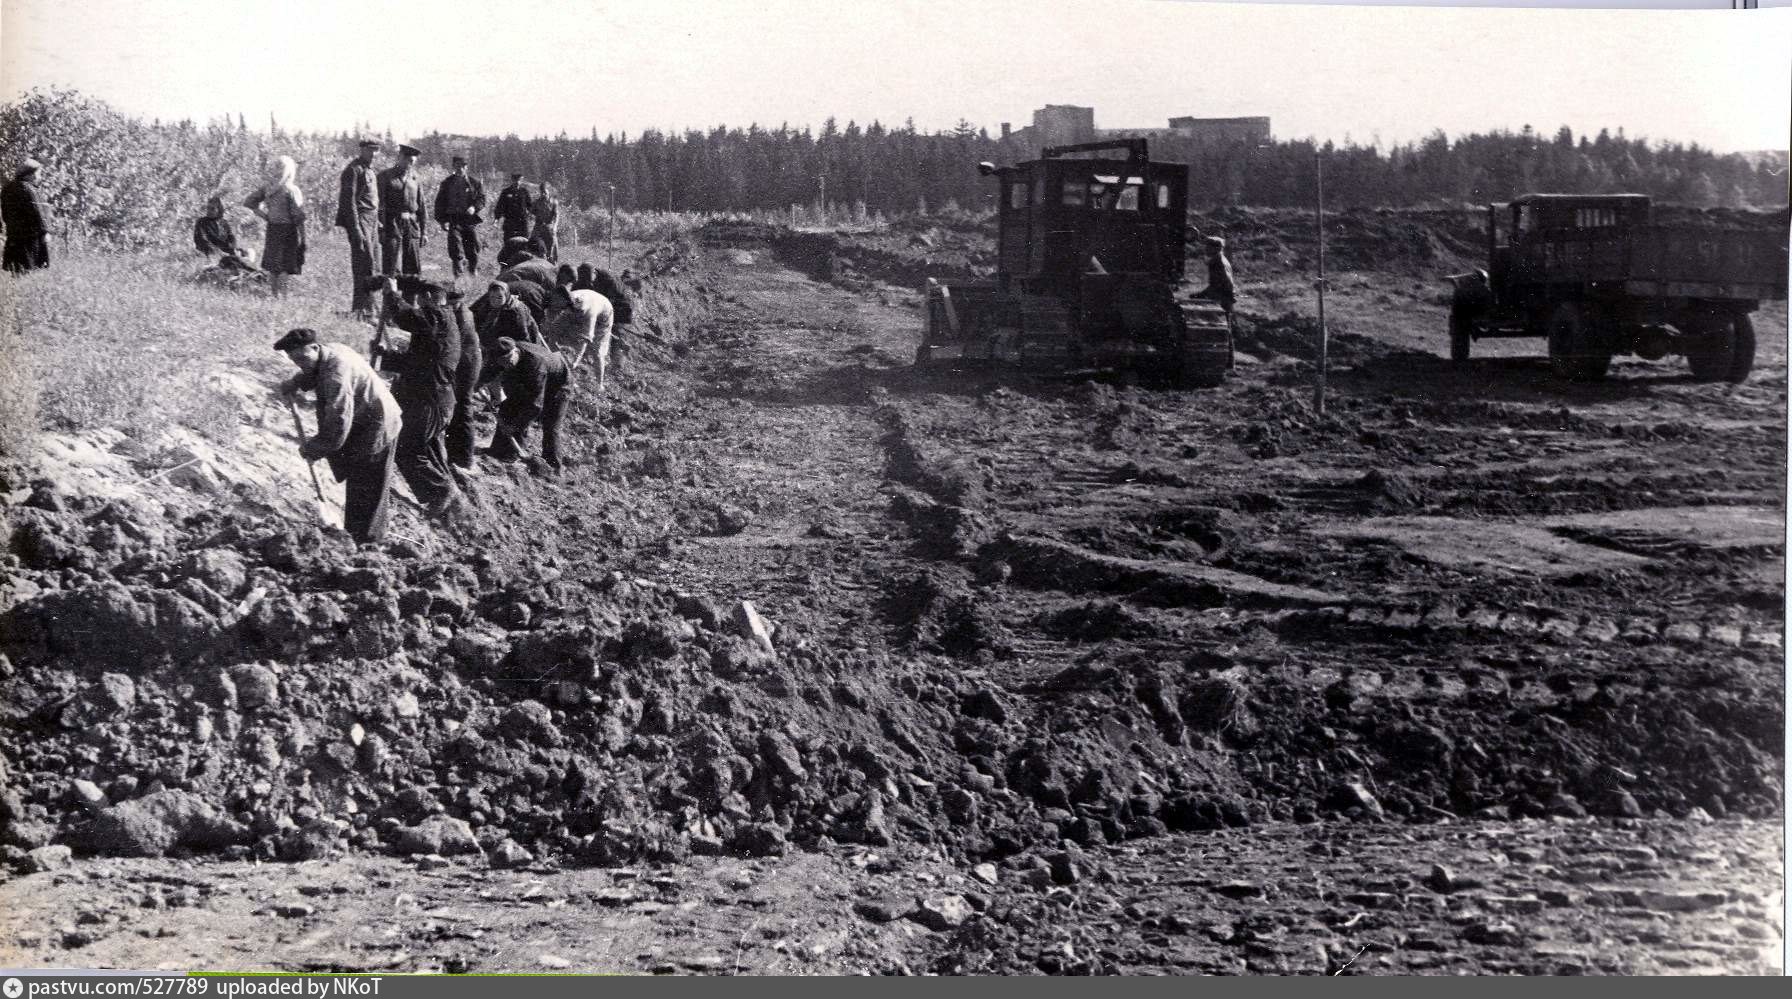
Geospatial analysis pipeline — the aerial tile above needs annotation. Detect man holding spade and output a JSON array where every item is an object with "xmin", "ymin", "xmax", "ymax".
[{"xmin": 275, "ymin": 328, "xmax": 403, "ymax": 543}]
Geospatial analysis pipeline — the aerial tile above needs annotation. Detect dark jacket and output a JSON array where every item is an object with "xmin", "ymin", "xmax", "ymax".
[
  {"xmin": 377, "ymin": 165, "xmax": 427, "ymax": 229},
  {"xmin": 505, "ymin": 279, "xmax": 548, "ymax": 326},
  {"xmin": 335, "ymin": 160, "xmax": 379, "ymax": 226},
  {"xmin": 482, "ymin": 339, "xmax": 567, "ymax": 426},
  {"xmin": 497, "ymin": 255, "xmax": 557, "ymax": 291},
  {"xmin": 286, "ymin": 344, "xmax": 402, "ymax": 474},
  {"xmin": 2, "ymin": 177, "xmax": 49, "ymax": 238},
  {"xmin": 583, "ymin": 267, "xmax": 635, "ymax": 325},
  {"xmin": 193, "ymin": 215, "xmax": 238, "ymax": 256},
  {"xmin": 494, "ymin": 183, "xmax": 533, "ymax": 232},
  {"xmin": 435, "ymin": 174, "xmax": 485, "ymax": 223},
  {"xmin": 472, "ymin": 289, "xmax": 543, "ymax": 350},
  {"xmin": 387, "ymin": 301, "xmax": 461, "ymax": 414}
]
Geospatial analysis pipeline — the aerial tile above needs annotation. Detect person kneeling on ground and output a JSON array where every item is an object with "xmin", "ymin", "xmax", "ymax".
[
  {"xmin": 275, "ymin": 328, "xmax": 402, "ymax": 543},
  {"xmin": 193, "ymin": 195, "xmax": 263, "ymax": 286},
  {"xmin": 478, "ymin": 336, "xmax": 570, "ymax": 470},
  {"xmin": 543, "ymin": 285, "xmax": 613, "ymax": 390}
]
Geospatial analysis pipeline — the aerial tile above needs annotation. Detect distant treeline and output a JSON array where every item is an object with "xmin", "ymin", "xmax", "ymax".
[{"xmin": 1, "ymin": 88, "xmax": 1785, "ymax": 250}]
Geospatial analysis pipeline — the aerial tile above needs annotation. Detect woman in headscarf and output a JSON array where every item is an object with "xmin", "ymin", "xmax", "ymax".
[
  {"xmin": 244, "ymin": 156, "xmax": 306, "ymax": 297},
  {"xmin": 193, "ymin": 194, "xmax": 238, "ymax": 258}
]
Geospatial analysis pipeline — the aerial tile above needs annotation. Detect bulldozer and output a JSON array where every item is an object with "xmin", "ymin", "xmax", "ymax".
[{"xmin": 914, "ymin": 139, "xmax": 1233, "ymax": 386}]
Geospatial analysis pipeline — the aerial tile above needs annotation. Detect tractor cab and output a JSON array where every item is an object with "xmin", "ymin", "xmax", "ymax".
[{"xmin": 984, "ymin": 139, "xmax": 1190, "ymax": 295}]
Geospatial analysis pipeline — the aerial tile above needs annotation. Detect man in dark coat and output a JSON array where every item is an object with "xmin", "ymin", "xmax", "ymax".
[
  {"xmin": 376, "ymin": 277, "xmax": 461, "ymax": 516},
  {"xmin": 276, "ymin": 328, "xmax": 402, "ymax": 543},
  {"xmin": 497, "ymin": 246, "xmax": 557, "ymax": 293},
  {"xmin": 335, "ymin": 140, "xmax": 382, "ymax": 318},
  {"xmin": 493, "ymin": 173, "xmax": 533, "ymax": 244},
  {"xmin": 505, "ymin": 278, "xmax": 549, "ymax": 327},
  {"xmin": 443, "ymin": 289, "xmax": 484, "ymax": 474},
  {"xmin": 496, "ymin": 235, "xmax": 533, "ymax": 269},
  {"xmin": 378, "ymin": 144, "xmax": 428, "ymax": 278},
  {"xmin": 478, "ymin": 336, "xmax": 570, "ymax": 470},
  {"xmin": 434, "ymin": 155, "xmax": 486, "ymax": 279},
  {"xmin": 1, "ymin": 159, "xmax": 52, "ymax": 274}
]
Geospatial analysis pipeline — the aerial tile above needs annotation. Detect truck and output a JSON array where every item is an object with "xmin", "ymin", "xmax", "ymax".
[
  {"xmin": 913, "ymin": 139, "xmax": 1233, "ymax": 386},
  {"xmin": 1447, "ymin": 193, "xmax": 1788, "ymax": 382}
]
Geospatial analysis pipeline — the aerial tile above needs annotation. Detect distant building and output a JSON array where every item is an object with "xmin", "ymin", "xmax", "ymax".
[{"xmin": 1001, "ymin": 105, "xmax": 1271, "ymax": 155}]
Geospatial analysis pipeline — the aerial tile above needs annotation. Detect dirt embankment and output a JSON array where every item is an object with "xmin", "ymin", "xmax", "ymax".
[{"xmin": 2, "ymin": 219, "xmax": 1783, "ymax": 890}]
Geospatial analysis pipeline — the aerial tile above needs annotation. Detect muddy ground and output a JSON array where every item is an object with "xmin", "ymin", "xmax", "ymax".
[{"xmin": 2, "ymin": 213, "xmax": 1785, "ymax": 974}]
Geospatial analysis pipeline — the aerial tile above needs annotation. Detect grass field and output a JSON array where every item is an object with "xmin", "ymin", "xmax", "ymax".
[{"xmin": 0, "ymin": 223, "xmax": 685, "ymax": 461}]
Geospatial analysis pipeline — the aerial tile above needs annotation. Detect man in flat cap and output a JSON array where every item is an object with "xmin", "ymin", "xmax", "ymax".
[
  {"xmin": 378, "ymin": 143, "xmax": 428, "ymax": 278},
  {"xmin": 376, "ymin": 276, "xmax": 462, "ymax": 517},
  {"xmin": 478, "ymin": 335, "xmax": 571, "ymax": 471},
  {"xmin": 275, "ymin": 328, "xmax": 402, "ymax": 543},
  {"xmin": 335, "ymin": 140, "xmax": 382, "ymax": 318},
  {"xmin": 2, "ymin": 158, "xmax": 53, "ymax": 274},
  {"xmin": 494, "ymin": 172, "xmax": 534, "ymax": 246},
  {"xmin": 434, "ymin": 154, "xmax": 486, "ymax": 280},
  {"xmin": 1190, "ymin": 230, "xmax": 1236, "ymax": 317}
]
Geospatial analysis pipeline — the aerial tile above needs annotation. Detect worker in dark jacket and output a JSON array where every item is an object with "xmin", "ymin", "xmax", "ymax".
[
  {"xmin": 471, "ymin": 280, "xmax": 543, "ymax": 354},
  {"xmin": 494, "ymin": 173, "xmax": 534, "ymax": 243},
  {"xmin": 376, "ymin": 277, "xmax": 461, "ymax": 517},
  {"xmin": 478, "ymin": 336, "xmax": 570, "ymax": 470},
  {"xmin": 378, "ymin": 144, "xmax": 428, "ymax": 277},
  {"xmin": 496, "ymin": 235, "xmax": 533, "ymax": 269},
  {"xmin": 2, "ymin": 159, "xmax": 52, "ymax": 273},
  {"xmin": 443, "ymin": 289, "xmax": 483, "ymax": 473},
  {"xmin": 531, "ymin": 183, "xmax": 560, "ymax": 262},
  {"xmin": 505, "ymin": 278, "xmax": 549, "ymax": 326},
  {"xmin": 1191, "ymin": 234, "xmax": 1236, "ymax": 316},
  {"xmin": 275, "ymin": 328, "xmax": 402, "ymax": 543},
  {"xmin": 497, "ymin": 246, "xmax": 557, "ymax": 293},
  {"xmin": 336, "ymin": 139, "xmax": 382, "ymax": 318},
  {"xmin": 578, "ymin": 264, "xmax": 635, "ymax": 327},
  {"xmin": 434, "ymin": 154, "xmax": 486, "ymax": 279}
]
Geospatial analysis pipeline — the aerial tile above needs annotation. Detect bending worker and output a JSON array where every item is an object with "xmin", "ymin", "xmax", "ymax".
[
  {"xmin": 543, "ymin": 285, "xmax": 614, "ymax": 390},
  {"xmin": 478, "ymin": 336, "xmax": 570, "ymax": 471},
  {"xmin": 377, "ymin": 277, "xmax": 462, "ymax": 518},
  {"xmin": 275, "ymin": 328, "xmax": 402, "ymax": 543}
]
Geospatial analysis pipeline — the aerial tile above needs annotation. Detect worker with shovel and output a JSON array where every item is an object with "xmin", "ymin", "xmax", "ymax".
[
  {"xmin": 477, "ymin": 336, "xmax": 570, "ymax": 472},
  {"xmin": 274, "ymin": 328, "xmax": 402, "ymax": 543}
]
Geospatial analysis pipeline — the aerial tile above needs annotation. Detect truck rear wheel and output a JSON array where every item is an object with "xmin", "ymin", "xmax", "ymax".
[
  {"xmin": 1546, "ymin": 302, "xmax": 1611, "ymax": 382},
  {"xmin": 1685, "ymin": 313, "xmax": 1754, "ymax": 384}
]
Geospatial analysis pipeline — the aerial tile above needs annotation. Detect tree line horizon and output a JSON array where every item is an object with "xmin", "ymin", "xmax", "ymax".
[{"xmin": 0, "ymin": 88, "xmax": 1785, "ymax": 251}]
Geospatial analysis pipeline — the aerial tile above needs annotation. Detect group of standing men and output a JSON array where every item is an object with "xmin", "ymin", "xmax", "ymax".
[
  {"xmin": 280, "ymin": 139, "xmax": 612, "ymax": 545},
  {"xmin": 335, "ymin": 139, "xmax": 560, "ymax": 318}
]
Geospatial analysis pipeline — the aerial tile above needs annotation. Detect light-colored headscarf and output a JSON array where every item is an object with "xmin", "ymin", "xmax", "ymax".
[{"xmin": 266, "ymin": 155, "xmax": 303, "ymax": 207}]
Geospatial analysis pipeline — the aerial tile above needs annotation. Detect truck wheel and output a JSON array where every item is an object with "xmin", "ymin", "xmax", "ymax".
[
  {"xmin": 1546, "ymin": 302, "xmax": 1611, "ymax": 382},
  {"xmin": 1449, "ymin": 310, "xmax": 1472, "ymax": 364},
  {"xmin": 1727, "ymin": 314, "xmax": 1756, "ymax": 384},
  {"xmin": 1685, "ymin": 315, "xmax": 1737, "ymax": 382}
]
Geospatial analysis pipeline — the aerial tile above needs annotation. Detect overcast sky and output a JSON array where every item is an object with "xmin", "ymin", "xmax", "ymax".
[{"xmin": 2, "ymin": 1, "xmax": 1788, "ymax": 152}]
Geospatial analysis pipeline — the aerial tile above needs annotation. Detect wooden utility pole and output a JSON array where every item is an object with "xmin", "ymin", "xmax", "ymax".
[
  {"xmin": 1314, "ymin": 150, "xmax": 1328, "ymax": 415},
  {"xmin": 605, "ymin": 182, "xmax": 617, "ymax": 252}
]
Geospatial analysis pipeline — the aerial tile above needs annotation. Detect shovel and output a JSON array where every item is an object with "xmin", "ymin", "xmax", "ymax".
[{"xmin": 284, "ymin": 396, "xmax": 343, "ymax": 529}]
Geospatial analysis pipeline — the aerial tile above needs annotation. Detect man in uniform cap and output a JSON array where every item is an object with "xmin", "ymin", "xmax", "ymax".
[
  {"xmin": 335, "ymin": 140, "xmax": 382, "ymax": 318},
  {"xmin": 275, "ymin": 328, "xmax": 402, "ymax": 543},
  {"xmin": 378, "ymin": 143, "xmax": 428, "ymax": 278},
  {"xmin": 494, "ymin": 172, "xmax": 534, "ymax": 244},
  {"xmin": 478, "ymin": 335, "xmax": 571, "ymax": 471},
  {"xmin": 376, "ymin": 276, "xmax": 462, "ymax": 517},
  {"xmin": 434, "ymin": 154, "xmax": 486, "ymax": 280},
  {"xmin": 2, "ymin": 158, "xmax": 53, "ymax": 273}
]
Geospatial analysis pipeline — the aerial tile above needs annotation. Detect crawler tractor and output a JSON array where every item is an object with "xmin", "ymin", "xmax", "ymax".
[{"xmin": 914, "ymin": 139, "xmax": 1233, "ymax": 386}]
